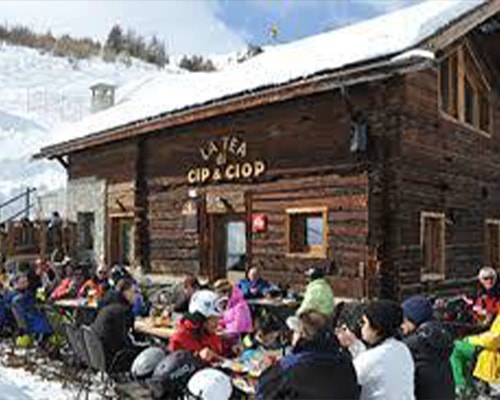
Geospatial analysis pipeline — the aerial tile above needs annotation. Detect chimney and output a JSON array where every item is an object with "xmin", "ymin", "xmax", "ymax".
[{"xmin": 90, "ymin": 83, "xmax": 116, "ymax": 113}]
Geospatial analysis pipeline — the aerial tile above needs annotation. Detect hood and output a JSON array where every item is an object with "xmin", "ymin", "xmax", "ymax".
[
  {"xmin": 227, "ymin": 285, "xmax": 246, "ymax": 309},
  {"xmin": 415, "ymin": 321, "xmax": 453, "ymax": 351},
  {"xmin": 293, "ymin": 327, "xmax": 341, "ymax": 354}
]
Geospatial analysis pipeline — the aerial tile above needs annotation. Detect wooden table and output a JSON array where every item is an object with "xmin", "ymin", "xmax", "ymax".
[
  {"xmin": 54, "ymin": 299, "xmax": 98, "ymax": 309},
  {"xmin": 247, "ymin": 298, "xmax": 299, "ymax": 309},
  {"xmin": 52, "ymin": 298, "xmax": 98, "ymax": 325},
  {"xmin": 134, "ymin": 317, "xmax": 176, "ymax": 340}
]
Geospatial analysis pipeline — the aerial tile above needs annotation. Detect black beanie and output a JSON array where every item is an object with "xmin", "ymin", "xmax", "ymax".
[{"xmin": 364, "ymin": 300, "xmax": 403, "ymax": 340}]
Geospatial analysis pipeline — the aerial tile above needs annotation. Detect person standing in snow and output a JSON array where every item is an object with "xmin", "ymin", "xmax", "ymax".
[{"xmin": 336, "ymin": 300, "xmax": 415, "ymax": 400}]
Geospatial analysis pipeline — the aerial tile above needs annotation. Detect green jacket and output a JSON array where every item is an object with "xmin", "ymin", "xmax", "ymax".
[{"xmin": 297, "ymin": 278, "xmax": 334, "ymax": 316}]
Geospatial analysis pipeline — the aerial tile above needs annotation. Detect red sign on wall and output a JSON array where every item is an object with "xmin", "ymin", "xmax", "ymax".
[{"xmin": 252, "ymin": 214, "xmax": 267, "ymax": 233}]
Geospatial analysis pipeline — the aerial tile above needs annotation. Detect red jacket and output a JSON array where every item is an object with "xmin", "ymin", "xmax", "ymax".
[{"xmin": 168, "ymin": 317, "xmax": 224, "ymax": 356}]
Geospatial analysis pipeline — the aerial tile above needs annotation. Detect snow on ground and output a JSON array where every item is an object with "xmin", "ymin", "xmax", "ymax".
[
  {"xmin": 48, "ymin": 0, "xmax": 484, "ymax": 147},
  {"xmin": 0, "ymin": 363, "xmax": 99, "ymax": 400}
]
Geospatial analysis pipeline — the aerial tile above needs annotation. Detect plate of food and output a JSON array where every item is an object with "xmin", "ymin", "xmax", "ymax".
[
  {"xmin": 220, "ymin": 359, "xmax": 249, "ymax": 374},
  {"xmin": 232, "ymin": 377, "xmax": 256, "ymax": 394}
]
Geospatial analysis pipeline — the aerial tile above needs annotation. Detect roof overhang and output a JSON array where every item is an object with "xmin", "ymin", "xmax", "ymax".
[{"xmin": 35, "ymin": 54, "xmax": 434, "ymax": 160}]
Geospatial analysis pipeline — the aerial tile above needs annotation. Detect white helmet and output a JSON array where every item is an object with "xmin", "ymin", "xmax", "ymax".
[
  {"xmin": 188, "ymin": 290, "xmax": 222, "ymax": 318},
  {"xmin": 186, "ymin": 368, "xmax": 232, "ymax": 400}
]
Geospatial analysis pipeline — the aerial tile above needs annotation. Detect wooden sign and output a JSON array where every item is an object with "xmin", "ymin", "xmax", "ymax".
[{"xmin": 187, "ymin": 135, "xmax": 266, "ymax": 184}]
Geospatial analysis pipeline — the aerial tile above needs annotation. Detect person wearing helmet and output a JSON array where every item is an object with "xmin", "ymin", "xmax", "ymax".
[
  {"xmin": 131, "ymin": 346, "xmax": 167, "ymax": 381},
  {"xmin": 187, "ymin": 368, "xmax": 233, "ymax": 400},
  {"xmin": 149, "ymin": 350, "xmax": 204, "ymax": 400},
  {"xmin": 257, "ymin": 310, "xmax": 359, "ymax": 399},
  {"xmin": 168, "ymin": 290, "xmax": 226, "ymax": 363},
  {"xmin": 100, "ymin": 265, "xmax": 150, "ymax": 317}
]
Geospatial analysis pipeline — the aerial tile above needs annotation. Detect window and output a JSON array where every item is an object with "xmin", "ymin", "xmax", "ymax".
[
  {"xmin": 78, "ymin": 212, "xmax": 95, "ymax": 251},
  {"xmin": 226, "ymin": 220, "xmax": 247, "ymax": 271},
  {"xmin": 439, "ymin": 45, "xmax": 491, "ymax": 134},
  {"xmin": 421, "ymin": 212, "xmax": 445, "ymax": 278},
  {"xmin": 287, "ymin": 208, "xmax": 327, "ymax": 257},
  {"xmin": 485, "ymin": 220, "xmax": 500, "ymax": 269}
]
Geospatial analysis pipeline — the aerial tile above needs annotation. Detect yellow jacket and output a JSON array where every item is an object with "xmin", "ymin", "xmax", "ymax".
[{"xmin": 469, "ymin": 314, "xmax": 500, "ymax": 383}]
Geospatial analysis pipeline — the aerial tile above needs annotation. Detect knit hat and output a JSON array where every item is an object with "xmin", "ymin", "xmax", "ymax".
[{"xmin": 402, "ymin": 295, "xmax": 433, "ymax": 327}]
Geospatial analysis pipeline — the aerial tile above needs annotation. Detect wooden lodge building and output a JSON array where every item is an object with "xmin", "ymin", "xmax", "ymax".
[{"xmin": 37, "ymin": 1, "xmax": 500, "ymax": 299}]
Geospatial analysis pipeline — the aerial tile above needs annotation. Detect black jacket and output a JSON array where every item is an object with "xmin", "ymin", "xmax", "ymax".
[
  {"xmin": 403, "ymin": 321, "xmax": 455, "ymax": 400},
  {"xmin": 256, "ymin": 329, "xmax": 359, "ymax": 400},
  {"xmin": 91, "ymin": 293, "xmax": 134, "ymax": 367}
]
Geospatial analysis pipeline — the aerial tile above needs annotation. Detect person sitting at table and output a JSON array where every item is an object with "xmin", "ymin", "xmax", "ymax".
[
  {"xmin": 34, "ymin": 258, "xmax": 57, "ymax": 299},
  {"xmin": 257, "ymin": 310, "xmax": 359, "ymax": 400},
  {"xmin": 242, "ymin": 313, "xmax": 282, "ymax": 359},
  {"xmin": 106, "ymin": 264, "xmax": 150, "ymax": 317},
  {"xmin": 296, "ymin": 264, "xmax": 335, "ymax": 318},
  {"xmin": 238, "ymin": 267, "xmax": 273, "ymax": 300},
  {"xmin": 50, "ymin": 263, "xmax": 86, "ymax": 301},
  {"xmin": 213, "ymin": 278, "xmax": 253, "ymax": 337},
  {"xmin": 10, "ymin": 272, "xmax": 52, "ymax": 346},
  {"xmin": 91, "ymin": 277, "xmax": 145, "ymax": 372},
  {"xmin": 169, "ymin": 290, "xmax": 228, "ymax": 363},
  {"xmin": 78, "ymin": 264, "xmax": 110, "ymax": 300},
  {"xmin": 463, "ymin": 266, "xmax": 500, "ymax": 325},
  {"xmin": 171, "ymin": 273, "xmax": 200, "ymax": 314}
]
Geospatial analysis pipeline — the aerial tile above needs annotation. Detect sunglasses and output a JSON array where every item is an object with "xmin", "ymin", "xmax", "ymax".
[{"xmin": 483, "ymin": 276, "xmax": 495, "ymax": 281}]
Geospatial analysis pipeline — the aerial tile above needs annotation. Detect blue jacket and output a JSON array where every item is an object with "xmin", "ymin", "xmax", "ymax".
[
  {"xmin": 238, "ymin": 278, "xmax": 272, "ymax": 299},
  {"xmin": 256, "ymin": 330, "xmax": 360, "ymax": 399},
  {"xmin": 0, "ymin": 293, "xmax": 14, "ymax": 329},
  {"xmin": 11, "ymin": 290, "xmax": 52, "ymax": 336}
]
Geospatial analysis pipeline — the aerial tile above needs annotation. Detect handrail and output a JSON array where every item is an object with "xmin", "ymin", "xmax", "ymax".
[
  {"xmin": 0, "ymin": 187, "xmax": 37, "ymax": 224},
  {"xmin": 0, "ymin": 187, "xmax": 36, "ymax": 210},
  {"xmin": 4, "ymin": 203, "xmax": 35, "ymax": 223}
]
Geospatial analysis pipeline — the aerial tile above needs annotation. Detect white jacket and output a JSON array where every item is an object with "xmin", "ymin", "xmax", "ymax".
[{"xmin": 352, "ymin": 337, "xmax": 415, "ymax": 400}]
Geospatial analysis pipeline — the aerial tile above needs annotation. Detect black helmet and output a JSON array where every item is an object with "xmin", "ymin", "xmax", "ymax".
[
  {"xmin": 149, "ymin": 350, "xmax": 203, "ymax": 400},
  {"xmin": 131, "ymin": 347, "xmax": 167, "ymax": 381},
  {"xmin": 305, "ymin": 263, "xmax": 328, "ymax": 280},
  {"xmin": 110, "ymin": 265, "xmax": 130, "ymax": 287}
]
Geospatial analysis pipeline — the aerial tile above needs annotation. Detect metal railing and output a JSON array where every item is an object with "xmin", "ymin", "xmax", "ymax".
[{"xmin": 0, "ymin": 187, "xmax": 36, "ymax": 224}]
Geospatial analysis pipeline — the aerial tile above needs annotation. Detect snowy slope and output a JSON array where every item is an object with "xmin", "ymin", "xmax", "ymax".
[
  {"xmin": 48, "ymin": 0, "xmax": 485, "ymax": 146},
  {"xmin": 0, "ymin": 44, "xmax": 185, "ymax": 210}
]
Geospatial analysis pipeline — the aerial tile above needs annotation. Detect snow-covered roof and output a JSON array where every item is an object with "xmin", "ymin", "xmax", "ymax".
[{"xmin": 45, "ymin": 0, "xmax": 486, "ymax": 153}]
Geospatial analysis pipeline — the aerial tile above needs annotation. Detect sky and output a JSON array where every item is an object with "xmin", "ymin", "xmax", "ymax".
[{"xmin": 0, "ymin": 0, "xmax": 419, "ymax": 56}]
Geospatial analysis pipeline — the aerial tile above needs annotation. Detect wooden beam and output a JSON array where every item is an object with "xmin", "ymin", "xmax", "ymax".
[{"xmin": 55, "ymin": 155, "xmax": 68, "ymax": 169}]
